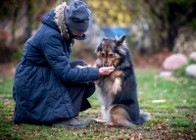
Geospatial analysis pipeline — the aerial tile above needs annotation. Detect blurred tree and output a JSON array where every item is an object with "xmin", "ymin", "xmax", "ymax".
[
  {"xmin": 1, "ymin": 0, "xmax": 195, "ymax": 62},
  {"xmin": 143, "ymin": 0, "xmax": 196, "ymax": 53},
  {"xmin": 86, "ymin": 0, "xmax": 131, "ymax": 27},
  {"xmin": 0, "ymin": 0, "xmax": 56, "ymax": 62},
  {"xmin": 86, "ymin": 0, "xmax": 196, "ymax": 54}
]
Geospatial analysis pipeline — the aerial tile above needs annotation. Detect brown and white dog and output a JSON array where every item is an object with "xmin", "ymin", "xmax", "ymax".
[{"xmin": 95, "ymin": 35, "xmax": 151, "ymax": 127}]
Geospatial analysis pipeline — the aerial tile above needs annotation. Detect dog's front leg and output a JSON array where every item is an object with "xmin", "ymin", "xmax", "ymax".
[
  {"xmin": 101, "ymin": 106, "xmax": 111, "ymax": 122},
  {"xmin": 110, "ymin": 70, "xmax": 123, "ymax": 79}
]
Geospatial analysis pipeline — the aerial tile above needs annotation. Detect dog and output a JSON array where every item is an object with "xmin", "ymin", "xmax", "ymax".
[{"xmin": 95, "ymin": 35, "xmax": 151, "ymax": 127}]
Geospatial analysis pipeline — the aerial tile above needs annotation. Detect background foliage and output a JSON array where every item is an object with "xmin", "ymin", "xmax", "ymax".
[{"xmin": 0, "ymin": 0, "xmax": 195, "ymax": 62}]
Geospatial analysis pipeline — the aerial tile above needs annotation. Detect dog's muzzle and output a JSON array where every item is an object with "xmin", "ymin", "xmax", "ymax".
[{"xmin": 104, "ymin": 63, "xmax": 109, "ymax": 67}]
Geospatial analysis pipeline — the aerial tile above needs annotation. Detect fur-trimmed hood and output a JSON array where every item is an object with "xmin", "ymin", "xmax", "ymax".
[
  {"xmin": 54, "ymin": 2, "xmax": 70, "ymax": 39},
  {"xmin": 41, "ymin": 2, "xmax": 70, "ymax": 40}
]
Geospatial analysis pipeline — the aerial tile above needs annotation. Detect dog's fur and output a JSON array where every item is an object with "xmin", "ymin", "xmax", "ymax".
[{"xmin": 95, "ymin": 35, "xmax": 151, "ymax": 127}]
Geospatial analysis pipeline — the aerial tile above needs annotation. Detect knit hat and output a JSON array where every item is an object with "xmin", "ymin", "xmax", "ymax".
[{"xmin": 64, "ymin": 0, "xmax": 91, "ymax": 33}]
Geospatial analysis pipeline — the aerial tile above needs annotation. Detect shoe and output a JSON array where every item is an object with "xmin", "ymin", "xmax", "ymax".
[{"xmin": 52, "ymin": 117, "xmax": 89, "ymax": 128}]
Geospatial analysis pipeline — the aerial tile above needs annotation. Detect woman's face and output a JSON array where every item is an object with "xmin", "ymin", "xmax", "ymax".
[
  {"xmin": 71, "ymin": 32, "xmax": 84, "ymax": 37},
  {"xmin": 70, "ymin": 32, "xmax": 86, "ymax": 40}
]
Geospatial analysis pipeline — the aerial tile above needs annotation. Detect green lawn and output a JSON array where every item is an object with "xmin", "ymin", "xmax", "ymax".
[{"xmin": 0, "ymin": 70, "xmax": 195, "ymax": 140}]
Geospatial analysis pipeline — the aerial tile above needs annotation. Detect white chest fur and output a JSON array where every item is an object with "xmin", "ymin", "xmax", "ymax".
[
  {"xmin": 98, "ymin": 77, "xmax": 122, "ymax": 107},
  {"xmin": 111, "ymin": 77, "xmax": 122, "ymax": 95},
  {"xmin": 98, "ymin": 77, "xmax": 123, "ymax": 121}
]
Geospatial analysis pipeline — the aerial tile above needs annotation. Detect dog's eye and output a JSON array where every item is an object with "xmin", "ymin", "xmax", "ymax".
[{"xmin": 108, "ymin": 53, "xmax": 114, "ymax": 58}]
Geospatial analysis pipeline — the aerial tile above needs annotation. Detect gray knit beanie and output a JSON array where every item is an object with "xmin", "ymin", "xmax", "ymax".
[{"xmin": 64, "ymin": 0, "xmax": 91, "ymax": 33}]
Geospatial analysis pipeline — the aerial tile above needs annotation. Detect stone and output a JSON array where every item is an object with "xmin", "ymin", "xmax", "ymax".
[
  {"xmin": 185, "ymin": 64, "xmax": 196, "ymax": 78},
  {"xmin": 162, "ymin": 54, "xmax": 188, "ymax": 71},
  {"xmin": 189, "ymin": 52, "xmax": 196, "ymax": 61}
]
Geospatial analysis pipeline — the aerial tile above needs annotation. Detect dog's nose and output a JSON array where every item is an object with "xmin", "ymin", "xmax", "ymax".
[{"xmin": 104, "ymin": 63, "xmax": 108, "ymax": 67}]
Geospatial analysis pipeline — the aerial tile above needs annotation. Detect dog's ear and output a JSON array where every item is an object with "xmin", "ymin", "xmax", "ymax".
[
  {"xmin": 114, "ymin": 35, "xmax": 119, "ymax": 40},
  {"xmin": 94, "ymin": 42, "xmax": 102, "ymax": 53},
  {"xmin": 116, "ymin": 34, "xmax": 126, "ymax": 46},
  {"xmin": 103, "ymin": 37, "xmax": 108, "ymax": 41}
]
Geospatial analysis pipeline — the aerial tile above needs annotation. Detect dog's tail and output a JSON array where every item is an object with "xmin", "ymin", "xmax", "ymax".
[{"xmin": 140, "ymin": 111, "xmax": 151, "ymax": 123}]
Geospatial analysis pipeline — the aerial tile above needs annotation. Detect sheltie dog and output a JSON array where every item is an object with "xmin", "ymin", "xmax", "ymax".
[{"xmin": 95, "ymin": 35, "xmax": 151, "ymax": 127}]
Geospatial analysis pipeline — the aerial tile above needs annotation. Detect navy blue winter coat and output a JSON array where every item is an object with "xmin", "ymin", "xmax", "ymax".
[{"xmin": 13, "ymin": 5, "xmax": 99, "ymax": 124}]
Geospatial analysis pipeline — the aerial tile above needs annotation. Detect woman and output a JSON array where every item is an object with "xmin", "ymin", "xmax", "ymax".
[{"xmin": 13, "ymin": 0, "xmax": 114, "ymax": 128}]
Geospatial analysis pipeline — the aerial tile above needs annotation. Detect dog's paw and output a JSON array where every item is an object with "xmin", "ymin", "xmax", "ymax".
[
  {"xmin": 105, "ymin": 122, "xmax": 116, "ymax": 126},
  {"xmin": 140, "ymin": 111, "xmax": 151, "ymax": 121},
  {"xmin": 111, "ymin": 70, "xmax": 123, "ymax": 77},
  {"xmin": 93, "ymin": 118, "xmax": 107, "ymax": 124}
]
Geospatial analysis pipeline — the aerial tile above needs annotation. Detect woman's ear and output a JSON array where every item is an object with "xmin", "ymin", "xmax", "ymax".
[{"xmin": 116, "ymin": 34, "xmax": 126, "ymax": 46}]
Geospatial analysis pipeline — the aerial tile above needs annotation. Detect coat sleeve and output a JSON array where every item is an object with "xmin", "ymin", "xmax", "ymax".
[{"xmin": 40, "ymin": 33, "xmax": 99, "ymax": 83}]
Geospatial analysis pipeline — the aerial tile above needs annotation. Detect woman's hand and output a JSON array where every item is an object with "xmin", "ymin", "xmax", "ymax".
[{"xmin": 99, "ymin": 66, "xmax": 115, "ymax": 76}]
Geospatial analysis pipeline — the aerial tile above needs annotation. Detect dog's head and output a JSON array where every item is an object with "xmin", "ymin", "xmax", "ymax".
[{"xmin": 95, "ymin": 35, "xmax": 127, "ymax": 68}]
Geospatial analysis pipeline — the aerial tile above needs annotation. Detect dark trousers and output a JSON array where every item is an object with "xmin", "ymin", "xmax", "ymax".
[{"xmin": 65, "ymin": 60, "xmax": 95, "ymax": 116}]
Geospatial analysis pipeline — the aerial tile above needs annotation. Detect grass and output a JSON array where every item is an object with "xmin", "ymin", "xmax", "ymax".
[{"xmin": 0, "ymin": 70, "xmax": 196, "ymax": 140}]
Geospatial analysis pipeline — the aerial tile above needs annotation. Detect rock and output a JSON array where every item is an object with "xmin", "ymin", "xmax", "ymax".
[
  {"xmin": 185, "ymin": 64, "xmax": 196, "ymax": 78},
  {"xmin": 162, "ymin": 54, "xmax": 188, "ymax": 71},
  {"xmin": 189, "ymin": 52, "xmax": 196, "ymax": 61}
]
